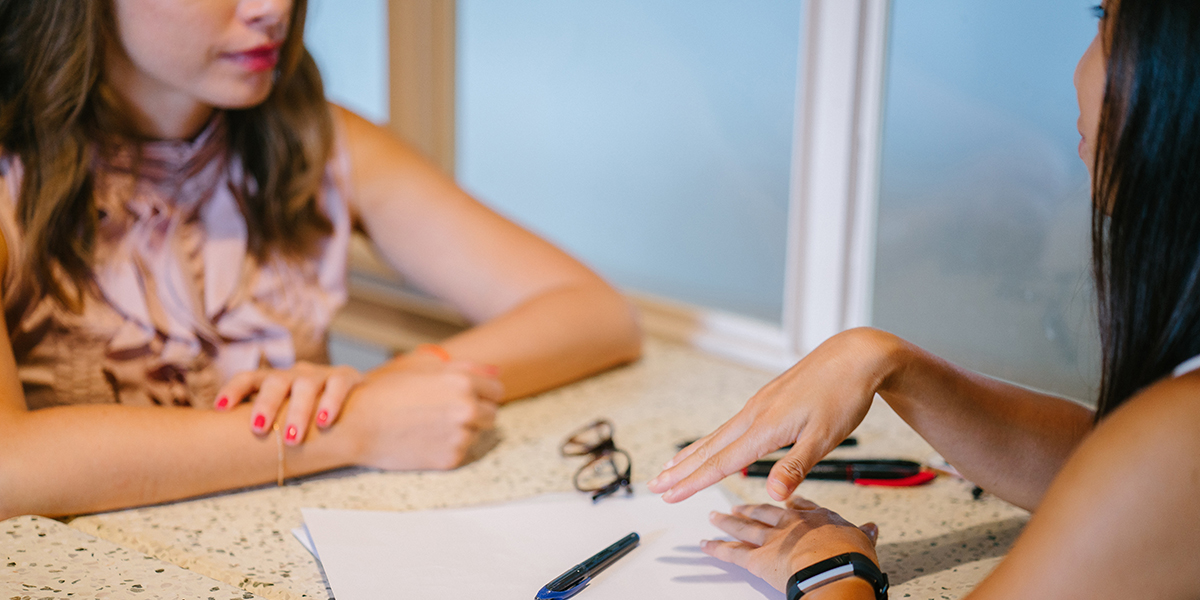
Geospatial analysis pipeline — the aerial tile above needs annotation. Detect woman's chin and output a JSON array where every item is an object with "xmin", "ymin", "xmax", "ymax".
[{"xmin": 205, "ymin": 82, "xmax": 275, "ymax": 111}]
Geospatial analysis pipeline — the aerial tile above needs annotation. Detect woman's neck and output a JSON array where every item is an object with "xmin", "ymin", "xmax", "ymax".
[
  {"xmin": 125, "ymin": 101, "xmax": 216, "ymax": 141},
  {"xmin": 103, "ymin": 52, "xmax": 217, "ymax": 141}
]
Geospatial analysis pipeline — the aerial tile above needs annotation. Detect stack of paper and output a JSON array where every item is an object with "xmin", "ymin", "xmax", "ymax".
[{"xmin": 297, "ymin": 485, "xmax": 781, "ymax": 599}]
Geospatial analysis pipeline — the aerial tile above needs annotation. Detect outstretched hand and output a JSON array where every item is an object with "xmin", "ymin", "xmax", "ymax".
[
  {"xmin": 702, "ymin": 496, "xmax": 880, "ymax": 592},
  {"xmin": 648, "ymin": 328, "xmax": 900, "ymax": 502}
]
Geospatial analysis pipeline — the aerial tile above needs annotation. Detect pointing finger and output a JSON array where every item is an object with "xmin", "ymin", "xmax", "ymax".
[
  {"xmin": 660, "ymin": 434, "xmax": 768, "ymax": 503},
  {"xmin": 649, "ymin": 414, "xmax": 755, "ymax": 495}
]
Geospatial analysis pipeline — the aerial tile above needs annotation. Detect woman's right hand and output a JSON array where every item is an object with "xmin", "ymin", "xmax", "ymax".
[
  {"xmin": 704, "ymin": 496, "xmax": 880, "ymax": 593},
  {"xmin": 338, "ymin": 358, "xmax": 504, "ymax": 471},
  {"xmin": 648, "ymin": 327, "xmax": 903, "ymax": 503}
]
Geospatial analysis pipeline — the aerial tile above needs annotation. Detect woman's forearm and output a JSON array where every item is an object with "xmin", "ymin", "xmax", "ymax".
[
  {"xmin": 0, "ymin": 403, "xmax": 355, "ymax": 519},
  {"xmin": 875, "ymin": 332, "xmax": 1094, "ymax": 510},
  {"xmin": 0, "ymin": 354, "xmax": 506, "ymax": 519},
  {"xmin": 435, "ymin": 280, "xmax": 642, "ymax": 400}
]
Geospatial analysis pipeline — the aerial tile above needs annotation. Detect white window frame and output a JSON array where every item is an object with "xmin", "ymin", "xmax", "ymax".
[
  {"xmin": 636, "ymin": 0, "xmax": 891, "ymax": 371},
  {"xmin": 785, "ymin": 0, "xmax": 891, "ymax": 356}
]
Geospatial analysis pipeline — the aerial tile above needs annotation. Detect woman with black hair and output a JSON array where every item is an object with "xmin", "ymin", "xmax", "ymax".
[{"xmin": 650, "ymin": 1, "xmax": 1200, "ymax": 597}]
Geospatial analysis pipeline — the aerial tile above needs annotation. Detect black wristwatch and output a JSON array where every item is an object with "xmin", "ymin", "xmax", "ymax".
[{"xmin": 786, "ymin": 552, "xmax": 888, "ymax": 600}]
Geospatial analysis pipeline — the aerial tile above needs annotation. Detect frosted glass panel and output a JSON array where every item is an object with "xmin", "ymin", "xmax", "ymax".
[
  {"xmin": 305, "ymin": 0, "xmax": 388, "ymax": 123},
  {"xmin": 457, "ymin": 1, "xmax": 803, "ymax": 323},
  {"xmin": 873, "ymin": 1, "xmax": 1101, "ymax": 399}
]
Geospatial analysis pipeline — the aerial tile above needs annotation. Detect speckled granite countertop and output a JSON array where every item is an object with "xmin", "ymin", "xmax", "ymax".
[
  {"xmin": 14, "ymin": 338, "xmax": 1028, "ymax": 599},
  {"xmin": 1, "ymin": 515, "xmax": 256, "ymax": 599}
]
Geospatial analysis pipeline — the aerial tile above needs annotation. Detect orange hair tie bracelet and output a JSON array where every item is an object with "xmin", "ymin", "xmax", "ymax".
[{"xmin": 413, "ymin": 343, "xmax": 452, "ymax": 362}]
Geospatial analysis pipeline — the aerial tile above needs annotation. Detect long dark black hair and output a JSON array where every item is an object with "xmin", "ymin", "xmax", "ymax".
[{"xmin": 1093, "ymin": 0, "xmax": 1200, "ymax": 417}]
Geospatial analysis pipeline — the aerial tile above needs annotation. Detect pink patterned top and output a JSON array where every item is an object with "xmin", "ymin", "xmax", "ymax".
[{"xmin": 0, "ymin": 113, "xmax": 352, "ymax": 409}]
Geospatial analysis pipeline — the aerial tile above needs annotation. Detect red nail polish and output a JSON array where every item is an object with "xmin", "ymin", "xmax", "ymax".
[
  {"xmin": 215, "ymin": 396, "xmax": 229, "ymax": 410},
  {"xmin": 285, "ymin": 425, "xmax": 298, "ymax": 442},
  {"xmin": 253, "ymin": 414, "xmax": 266, "ymax": 430},
  {"xmin": 316, "ymin": 409, "xmax": 329, "ymax": 425}
]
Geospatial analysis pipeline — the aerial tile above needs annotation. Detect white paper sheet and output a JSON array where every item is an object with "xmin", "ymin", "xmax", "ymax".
[
  {"xmin": 301, "ymin": 485, "xmax": 782, "ymax": 599},
  {"xmin": 291, "ymin": 526, "xmax": 318, "ymax": 559}
]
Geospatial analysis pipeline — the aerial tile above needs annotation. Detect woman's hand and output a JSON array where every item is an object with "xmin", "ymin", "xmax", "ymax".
[
  {"xmin": 214, "ymin": 361, "xmax": 366, "ymax": 445},
  {"xmin": 338, "ymin": 359, "xmax": 504, "ymax": 470},
  {"xmin": 703, "ymin": 496, "xmax": 880, "ymax": 593},
  {"xmin": 648, "ymin": 328, "xmax": 902, "ymax": 502}
]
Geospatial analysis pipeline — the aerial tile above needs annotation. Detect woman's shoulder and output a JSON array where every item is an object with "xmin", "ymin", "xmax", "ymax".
[
  {"xmin": 321, "ymin": 103, "xmax": 402, "ymax": 222},
  {"xmin": 326, "ymin": 103, "xmax": 366, "ymax": 136},
  {"xmin": 1113, "ymin": 371, "xmax": 1200, "ymax": 433},
  {"xmin": 971, "ymin": 373, "xmax": 1200, "ymax": 598},
  {"xmin": 1086, "ymin": 373, "xmax": 1200, "ymax": 477},
  {"xmin": 1062, "ymin": 373, "xmax": 1200, "ymax": 526},
  {"xmin": 324, "ymin": 103, "xmax": 404, "ymax": 161}
]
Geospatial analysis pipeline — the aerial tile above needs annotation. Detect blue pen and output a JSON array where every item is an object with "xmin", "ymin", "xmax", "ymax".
[{"xmin": 535, "ymin": 532, "xmax": 640, "ymax": 599}]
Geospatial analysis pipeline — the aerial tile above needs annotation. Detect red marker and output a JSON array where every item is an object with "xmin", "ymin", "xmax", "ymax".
[{"xmin": 742, "ymin": 458, "xmax": 937, "ymax": 487}]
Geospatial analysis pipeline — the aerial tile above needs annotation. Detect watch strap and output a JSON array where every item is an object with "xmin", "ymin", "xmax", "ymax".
[{"xmin": 786, "ymin": 552, "xmax": 888, "ymax": 600}]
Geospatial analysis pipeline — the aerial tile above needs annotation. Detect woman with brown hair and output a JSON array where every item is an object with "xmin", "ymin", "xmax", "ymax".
[
  {"xmin": 0, "ymin": 0, "xmax": 640, "ymax": 519},
  {"xmin": 651, "ymin": 1, "xmax": 1200, "ymax": 597}
]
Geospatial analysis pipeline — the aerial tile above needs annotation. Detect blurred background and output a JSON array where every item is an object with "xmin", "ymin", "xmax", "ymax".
[{"xmin": 307, "ymin": 0, "xmax": 1101, "ymax": 403}]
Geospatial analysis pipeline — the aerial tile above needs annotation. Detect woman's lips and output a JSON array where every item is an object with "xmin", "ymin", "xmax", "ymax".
[{"xmin": 225, "ymin": 44, "xmax": 281, "ymax": 72}]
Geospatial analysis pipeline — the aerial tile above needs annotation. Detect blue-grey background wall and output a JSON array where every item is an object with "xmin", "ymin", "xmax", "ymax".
[
  {"xmin": 306, "ymin": 0, "xmax": 388, "ymax": 123},
  {"xmin": 456, "ymin": 0, "xmax": 804, "ymax": 324},
  {"xmin": 306, "ymin": 0, "xmax": 1105, "ymax": 398},
  {"xmin": 873, "ymin": 0, "xmax": 1101, "ymax": 399}
]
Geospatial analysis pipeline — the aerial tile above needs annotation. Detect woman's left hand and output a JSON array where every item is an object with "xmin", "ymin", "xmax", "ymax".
[
  {"xmin": 213, "ymin": 362, "xmax": 365, "ymax": 444},
  {"xmin": 702, "ymin": 496, "xmax": 880, "ymax": 592}
]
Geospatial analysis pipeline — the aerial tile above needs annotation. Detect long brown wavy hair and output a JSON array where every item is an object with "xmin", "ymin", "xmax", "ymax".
[{"xmin": 0, "ymin": 0, "xmax": 334, "ymax": 308}]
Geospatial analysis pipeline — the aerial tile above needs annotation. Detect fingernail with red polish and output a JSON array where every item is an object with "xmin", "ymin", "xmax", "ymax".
[
  {"xmin": 316, "ymin": 409, "xmax": 329, "ymax": 426},
  {"xmin": 253, "ymin": 414, "xmax": 266, "ymax": 430},
  {"xmin": 285, "ymin": 425, "xmax": 298, "ymax": 442},
  {"xmin": 215, "ymin": 396, "xmax": 229, "ymax": 410}
]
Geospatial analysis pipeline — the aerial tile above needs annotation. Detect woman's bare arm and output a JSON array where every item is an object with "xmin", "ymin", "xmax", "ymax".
[
  {"xmin": 652, "ymin": 328, "xmax": 1094, "ymax": 511},
  {"xmin": 692, "ymin": 373, "xmax": 1198, "ymax": 599},
  {"xmin": 0, "ymin": 342, "xmax": 500, "ymax": 520},
  {"xmin": 0, "ymin": 211, "xmax": 497, "ymax": 520},
  {"xmin": 876, "ymin": 334, "xmax": 1095, "ymax": 510},
  {"xmin": 0, "ymin": 394, "xmax": 347, "ymax": 519},
  {"xmin": 336, "ymin": 106, "xmax": 642, "ymax": 400}
]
